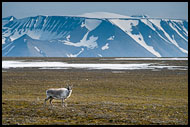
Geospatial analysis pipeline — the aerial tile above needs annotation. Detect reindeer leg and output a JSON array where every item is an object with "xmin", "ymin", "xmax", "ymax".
[
  {"xmin": 64, "ymin": 99, "xmax": 67, "ymax": 107},
  {"xmin": 44, "ymin": 96, "xmax": 50, "ymax": 107},
  {"xmin": 49, "ymin": 98, "xmax": 53, "ymax": 107},
  {"xmin": 62, "ymin": 99, "xmax": 67, "ymax": 107},
  {"xmin": 62, "ymin": 99, "xmax": 65, "ymax": 107},
  {"xmin": 65, "ymin": 102, "xmax": 67, "ymax": 107}
]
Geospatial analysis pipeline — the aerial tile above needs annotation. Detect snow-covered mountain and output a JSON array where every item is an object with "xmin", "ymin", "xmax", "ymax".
[
  {"xmin": 76, "ymin": 12, "xmax": 132, "ymax": 19},
  {"xmin": 2, "ymin": 12, "xmax": 188, "ymax": 57}
]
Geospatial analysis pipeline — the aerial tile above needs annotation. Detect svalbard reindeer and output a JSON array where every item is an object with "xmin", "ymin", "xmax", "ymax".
[{"xmin": 44, "ymin": 85, "xmax": 73, "ymax": 107}]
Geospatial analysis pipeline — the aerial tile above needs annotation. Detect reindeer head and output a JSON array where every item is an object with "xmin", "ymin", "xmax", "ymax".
[{"xmin": 66, "ymin": 84, "xmax": 73, "ymax": 90}]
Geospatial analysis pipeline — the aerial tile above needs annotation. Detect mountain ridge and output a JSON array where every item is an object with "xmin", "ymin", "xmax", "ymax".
[{"xmin": 2, "ymin": 12, "xmax": 188, "ymax": 57}]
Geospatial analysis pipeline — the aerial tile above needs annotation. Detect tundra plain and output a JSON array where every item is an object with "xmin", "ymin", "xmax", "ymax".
[{"xmin": 2, "ymin": 57, "xmax": 188, "ymax": 125}]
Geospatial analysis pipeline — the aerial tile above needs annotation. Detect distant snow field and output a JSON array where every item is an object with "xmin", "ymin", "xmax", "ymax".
[
  {"xmin": 102, "ymin": 58, "xmax": 188, "ymax": 60},
  {"xmin": 2, "ymin": 59, "xmax": 187, "ymax": 70}
]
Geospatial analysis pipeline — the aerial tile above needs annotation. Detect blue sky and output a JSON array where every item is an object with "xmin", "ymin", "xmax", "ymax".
[{"xmin": 2, "ymin": 2, "xmax": 188, "ymax": 19}]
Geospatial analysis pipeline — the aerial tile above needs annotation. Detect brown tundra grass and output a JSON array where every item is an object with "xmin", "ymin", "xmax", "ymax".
[{"xmin": 2, "ymin": 57, "xmax": 188, "ymax": 125}]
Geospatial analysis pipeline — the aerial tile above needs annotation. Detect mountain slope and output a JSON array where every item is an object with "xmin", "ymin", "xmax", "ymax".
[{"xmin": 2, "ymin": 12, "xmax": 188, "ymax": 57}]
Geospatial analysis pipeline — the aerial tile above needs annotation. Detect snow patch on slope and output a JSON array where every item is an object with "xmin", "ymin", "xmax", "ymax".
[
  {"xmin": 110, "ymin": 19, "xmax": 161, "ymax": 57},
  {"xmin": 63, "ymin": 31, "xmax": 98, "ymax": 49},
  {"xmin": 67, "ymin": 48, "xmax": 84, "ymax": 57},
  {"xmin": 84, "ymin": 19, "xmax": 102, "ymax": 31},
  {"xmin": 171, "ymin": 35, "xmax": 188, "ymax": 54},
  {"xmin": 2, "ymin": 37, "xmax": 6, "ymax": 44},
  {"xmin": 107, "ymin": 36, "xmax": 114, "ymax": 40},
  {"xmin": 141, "ymin": 19, "xmax": 156, "ymax": 31},
  {"xmin": 66, "ymin": 35, "xmax": 70, "ymax": 41},
  {"xmin": 4, "ymin": 45, "xmax": 15, "ymax": 56},
  {"xmin": 102, "ymin": 43, "xmax": 109, "ymax": 50},
  {"xmin": 33, "ymin": 46, "xmax": 46, "ymax": 56},
  {"xmin": 110, "ymin": 19, "xmax": 138, "ymax": 32},
  {"xmin": 149, "ymin": 19, "xmax": 175, "ymax": 43},
  {"xmin": 169, "ymin": 22, "xmax": 188, "ymax": 42},
  {"xmin": 2, "ymin": 42, "xmax": 13, "ymax": 50},
  {"xmin": 98, "ymin": 54, "xmax": 102, "ymax": 57},
  {"xmin": 10, "ymin": 16, "xmax": 14, "ymax": 21},
  {"xmin": 34, "ymin": 46, "xmax": 40, "ymax": 52},
  {"xmin": 81, "ymin": 22, "xmax": 85, "ymax": 27},
  {"xmin": 140, "ymin": 19, "xmax": 171, "ymax": 43},
  {"xmin": 149, "ymin": 19, "xmax": 188, "ymax": 54}
]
